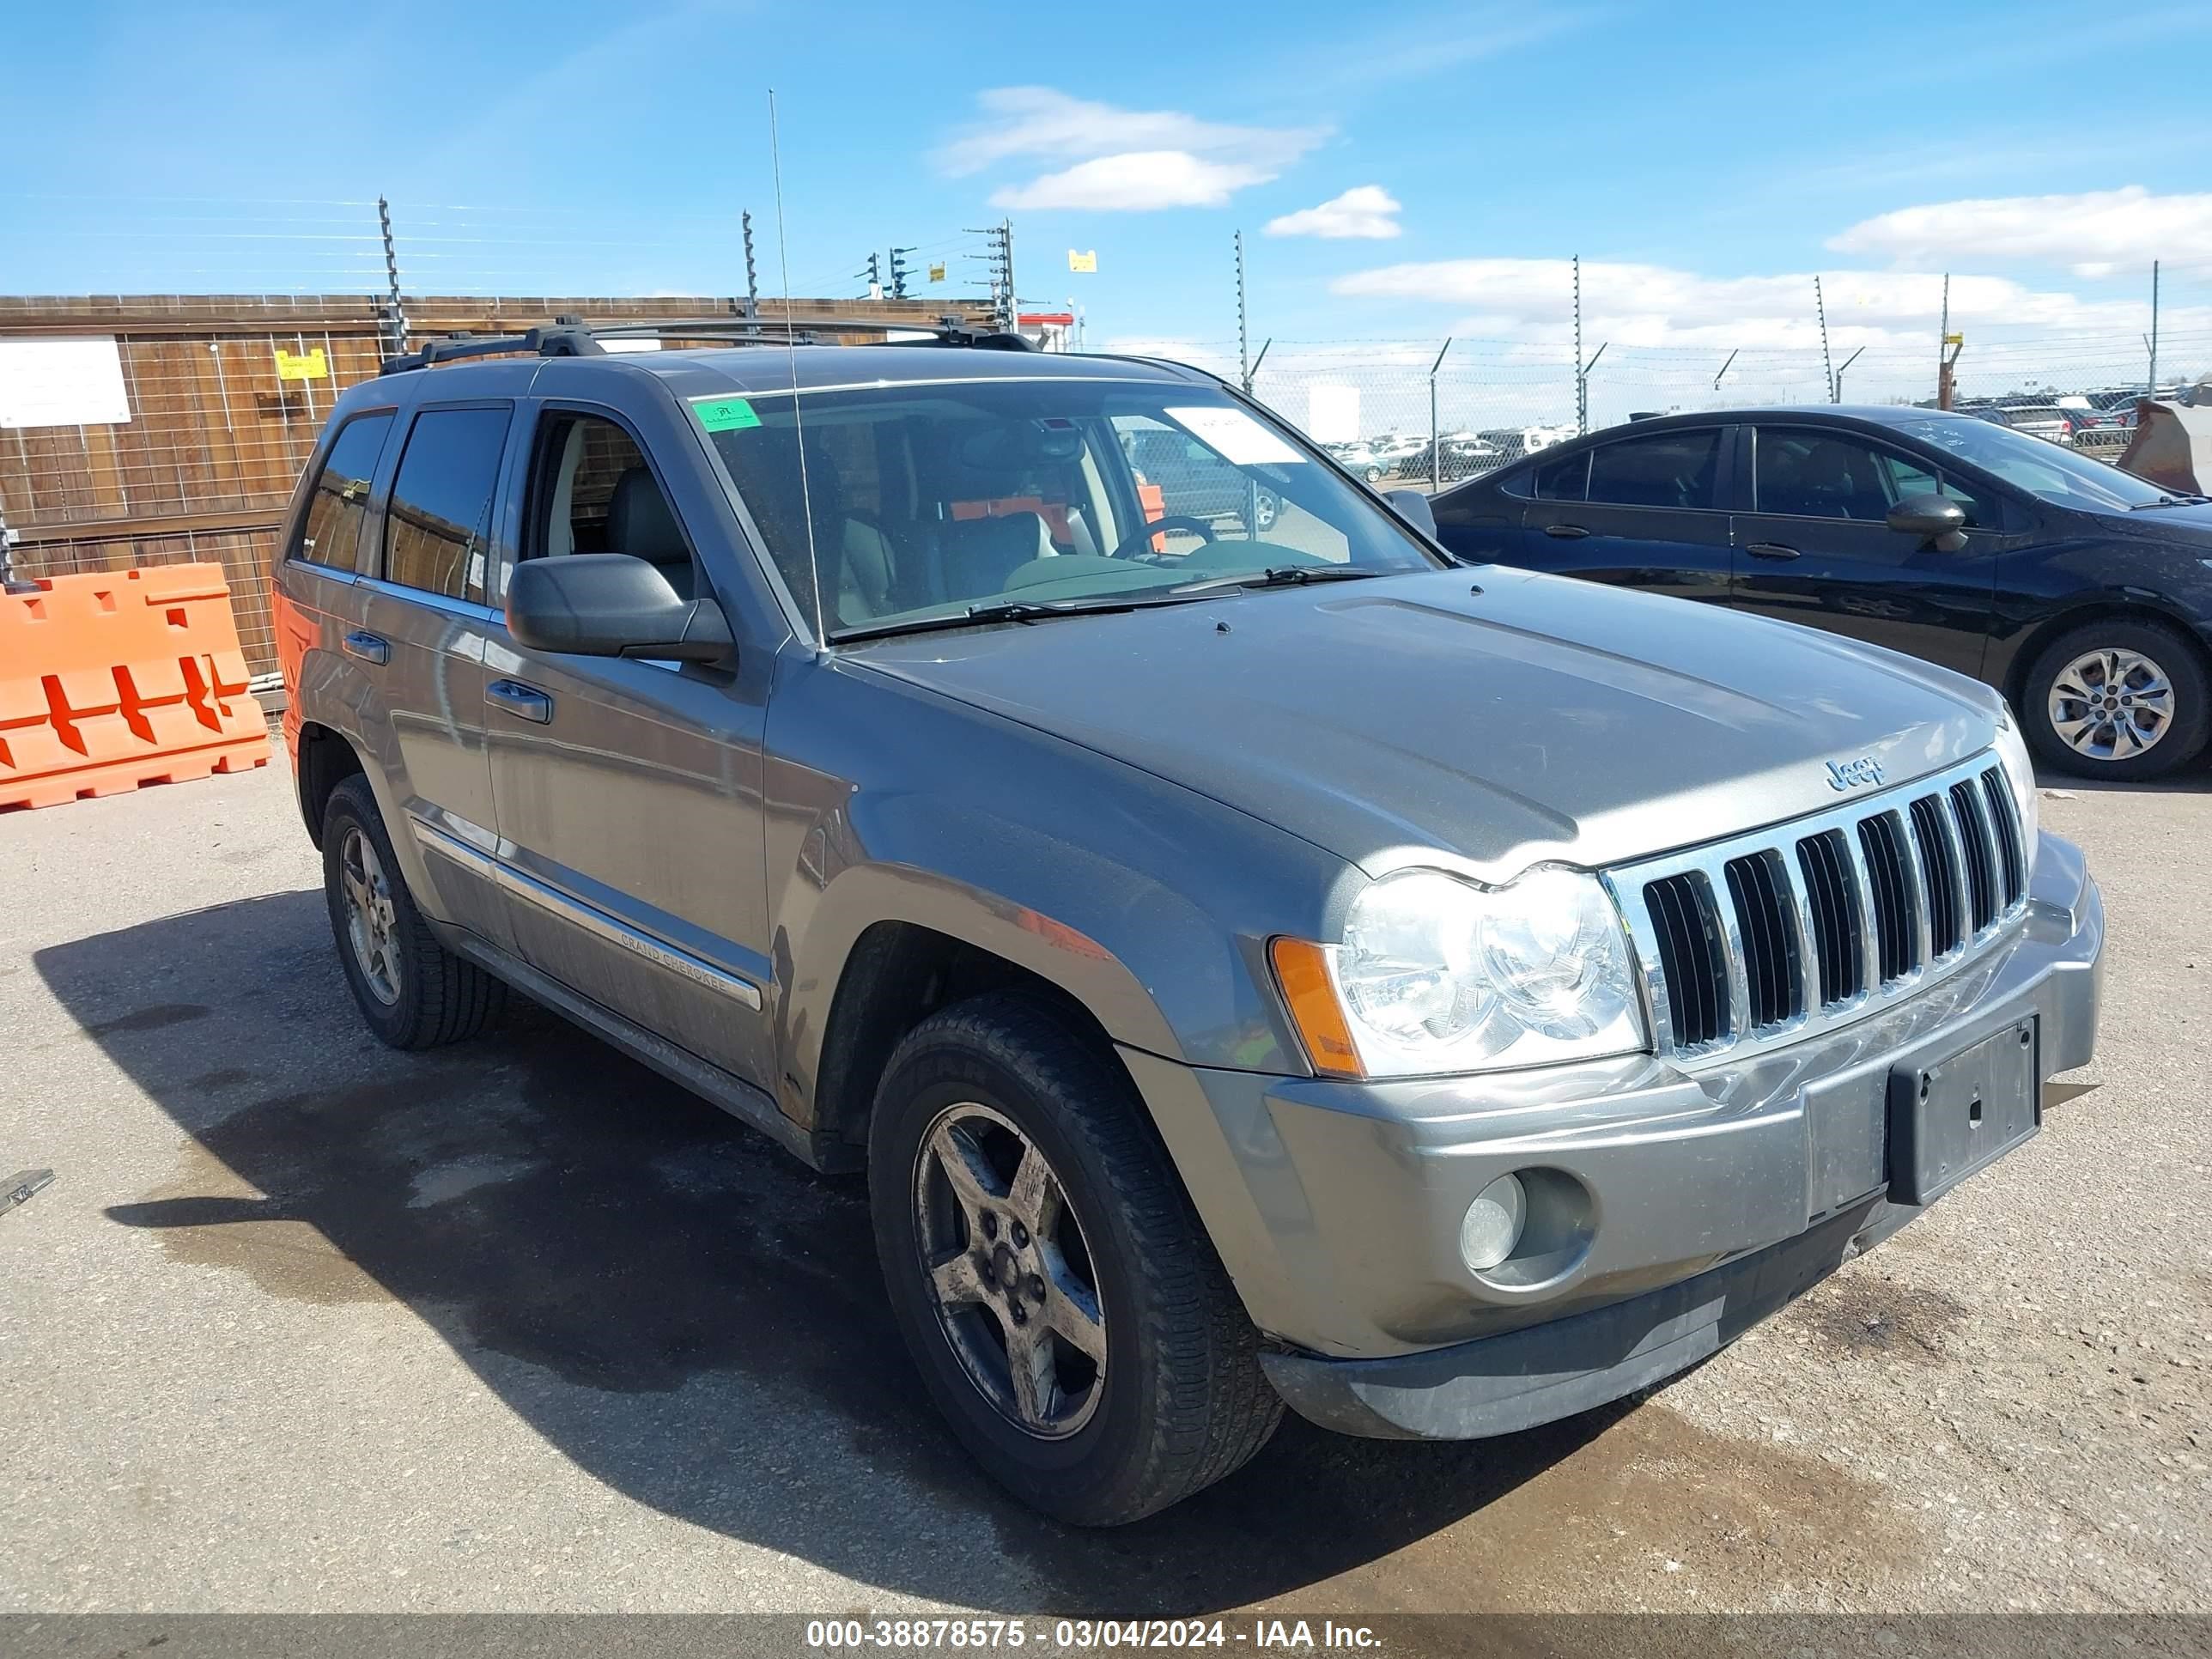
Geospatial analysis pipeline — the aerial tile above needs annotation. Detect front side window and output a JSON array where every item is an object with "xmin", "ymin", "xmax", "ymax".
[
  {"xmin": 1584, "ymin": 429, "xmax": 1721, "ymax": 509},
  {"xmin": 521, "ymin": 412, "xmax": 698, "ymax": 601},
  {"xmin": 295, "ymin": 412, "xmax": 392, "ymax": 574},
  {"xmin": 1757, "ymin": 427, "xmax": 1991, "ymax": 526},
  {"xmin": 383, "ymin": 406, "xmax": 512, "ymax": 603},
  {"xmin": 699, "ymin": 379, "xmax": 1439, "ymax": 640}
]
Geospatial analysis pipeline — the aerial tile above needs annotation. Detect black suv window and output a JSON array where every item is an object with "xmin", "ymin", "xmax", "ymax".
[
  {"xmin": 295, "ymin": 412, "xmax": 392, "ymax": 574},
  {"xmin": 384, "ymin": 406, "xmax": 511, "ymax": 603},
  {"xmin": 1584, "ymin": 429, "xmax": 1721, "ymax": 509}
]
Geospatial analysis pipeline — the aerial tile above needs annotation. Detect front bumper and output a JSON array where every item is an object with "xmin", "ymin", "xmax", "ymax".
[{"xmin": 1120, "ymin": 833, "xmax": 2102, "ymax": 1438}]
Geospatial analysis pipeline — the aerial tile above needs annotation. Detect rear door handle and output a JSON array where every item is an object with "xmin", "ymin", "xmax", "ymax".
[
  {"xmin": 1540, "ymin": 523, "xmax": 1590, "ymax": 539},
  {"xmin": 342, "ymin": 630, "xmax": 389, "ymax": 666},
  {"xmin": 1746, "ymin": 543, "xmax": 1801, "ymax": 561},
  {"xmin": 485, "ymin": 679, "xmax": 554, "ymax": 724}
]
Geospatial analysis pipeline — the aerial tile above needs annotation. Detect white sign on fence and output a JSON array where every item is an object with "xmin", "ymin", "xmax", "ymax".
[
  {"xmin": 1304, "ymin": 382, "xmax": 1359, "ymax": 445},
  {"xmin": 0, "ymin": 337, "xmax": 132, "ymax": 429}
]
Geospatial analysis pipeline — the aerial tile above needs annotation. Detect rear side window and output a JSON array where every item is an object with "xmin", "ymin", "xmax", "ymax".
[
  {"xmin": 295, "ymin": 412, "xmax": 392, "ymax": 573},
  {"xmin": 383, "ymin": 406, "xmax": 512, "ymax": 603},
  {"xmin": 1531, "ymin": 449, "xmax": 1589, "ymax": 501},
  {"xmin": 1584, "ymin": 429, "xmax": 1721, "ymax": 509}
]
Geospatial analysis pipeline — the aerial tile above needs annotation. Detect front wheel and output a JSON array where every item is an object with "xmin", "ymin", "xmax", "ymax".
[
  {"xmin": 868, "ymin": 992, "xmax": 1281, "ymax": 1525},
  {"xmin": 2022, "ymin": 618, "xmax": 2210, "ymax": 781}
]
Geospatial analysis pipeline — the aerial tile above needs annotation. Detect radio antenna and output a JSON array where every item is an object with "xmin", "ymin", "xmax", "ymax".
[{"xmin": 769, "ymin": 88, "xmax": 827, "ymax": 647}]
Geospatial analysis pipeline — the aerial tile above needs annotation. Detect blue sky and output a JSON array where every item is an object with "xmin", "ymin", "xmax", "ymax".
[{"xmin": 7, "ymin": 0, "xmax": 2212, "ymax": 371}]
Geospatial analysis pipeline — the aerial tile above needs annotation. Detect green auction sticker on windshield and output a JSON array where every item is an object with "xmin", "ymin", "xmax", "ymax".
[{"xmin": 692, "ymin": 397, "xmax": 761, "ymax": 432}]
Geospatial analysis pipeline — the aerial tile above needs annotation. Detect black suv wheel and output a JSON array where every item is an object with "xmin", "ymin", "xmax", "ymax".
[
  {"xmin": 2022, "ymin": 617, "xmax": 2210, "ymax": 781},
  {"xmin": 320, "ymin": 775, "xmax": 506, "ymax": 1048},
  {"xmin": 867, "ymin": 992, "xmax": 1281, "ymax": 1525}
]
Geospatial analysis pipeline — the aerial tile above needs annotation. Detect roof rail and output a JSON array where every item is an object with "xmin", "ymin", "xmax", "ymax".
[{"xmin": 379, "ymin": 310, "xmax": 1031, "ymax": 374}]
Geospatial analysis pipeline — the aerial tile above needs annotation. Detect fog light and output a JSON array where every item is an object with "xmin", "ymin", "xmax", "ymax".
[{"xmin": 1460, "ymin": 1173, "xmax": 1527, "ymax": 1273}]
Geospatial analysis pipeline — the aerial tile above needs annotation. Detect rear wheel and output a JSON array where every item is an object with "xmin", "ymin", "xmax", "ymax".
[
  {"xmin": 868, "ymin": 992, "xmax": 1281, "ymax": 1525},
  {"xmin": 321, "ymin": 775, "xmax": 506, "ymax": 1048},
  {"xmin": 2022, "ymin": 618, "xmax": 2210, "ymax": 781}
]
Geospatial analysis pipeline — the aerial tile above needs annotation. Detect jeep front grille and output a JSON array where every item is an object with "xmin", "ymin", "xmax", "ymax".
[{"xmin": 1610, "ymin": 754, "xmax": 2031, "ymax": 1062}]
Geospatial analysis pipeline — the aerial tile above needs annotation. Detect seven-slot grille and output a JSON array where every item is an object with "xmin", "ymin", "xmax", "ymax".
[{"xmin": 1610, "ymin": 755, "xmax": 2032, "ymax": 1061}]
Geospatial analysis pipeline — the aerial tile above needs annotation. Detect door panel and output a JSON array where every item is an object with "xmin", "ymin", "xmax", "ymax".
[
  {"xmin": 1729, "ymin": 425, "xmax": 1996, "ymax": 678},
  {"xmin": 483, "ymin": 645, "xmax": 775, "ymax": 1090},
  {"xmin": 1514, "ymin": 427, "xmax": 1736, "ymax": 604}
]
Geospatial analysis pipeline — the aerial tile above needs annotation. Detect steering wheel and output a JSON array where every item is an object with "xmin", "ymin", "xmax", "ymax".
[{"xmin": 1109, "ymin": 514, "xmax": 1216, "ymax": 561}]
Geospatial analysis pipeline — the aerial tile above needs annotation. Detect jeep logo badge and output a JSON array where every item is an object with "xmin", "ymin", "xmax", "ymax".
[{"xmin": 1826, "ymin": 755, "xmax": 1885, "ymax": 791}]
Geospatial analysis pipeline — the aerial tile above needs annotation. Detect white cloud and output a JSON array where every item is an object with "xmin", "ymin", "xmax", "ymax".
[
  {"xmin": 1828, "ymin": 185, "xmax": 2212, "ymax": 276},
  {"xmin": 1266, "ymin": 185, "xmax": 1402, "ymax": 240},
  {"xmin": 1329, "ymin": 257, "xmax": 2152, "ymax": 348},
  {"xmin": 993, "ymin": 153, "xmax": 1273, "ymax": 212},
  {"xmin": 939, "ymin": 86, "xmax": 1326, "ymax": 213}
]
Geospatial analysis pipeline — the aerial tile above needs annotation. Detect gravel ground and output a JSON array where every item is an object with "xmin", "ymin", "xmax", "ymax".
[{"xmin": 1, "ymin": 750, "xmax": 2206, "ymax": 1617}]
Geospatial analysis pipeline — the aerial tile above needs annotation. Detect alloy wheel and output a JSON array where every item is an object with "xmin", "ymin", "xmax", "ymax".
[
  {"xmin": 339, "ymin": 826, "xmax": 402, "ymax": 1006},
  {"xmin": 2047, "ymin": 647, "xmax": 2175, "ymax": 763},
  {"xmin": 912, "ymin": 1102, "xmax": 1107, "ymax": 1438}
]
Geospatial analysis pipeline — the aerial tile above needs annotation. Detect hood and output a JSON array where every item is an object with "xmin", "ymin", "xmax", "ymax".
[{"xmin": 843, "ymin": 567, "xmax": 2002, "ymax": 880}]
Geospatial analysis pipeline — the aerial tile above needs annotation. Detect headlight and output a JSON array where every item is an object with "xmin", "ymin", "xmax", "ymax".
[
  {"xmin": 1272, "ymin": 866, "xmax": 1647, "ymax": 1079},
  {"xmin": 1992, "ymin": 706, "xmax": 2040, "ymax": 874}
]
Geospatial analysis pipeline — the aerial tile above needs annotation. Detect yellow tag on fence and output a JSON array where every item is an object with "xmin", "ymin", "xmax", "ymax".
[{"xmin": 275, "ymin": 347, "xmax": 328, "ymax": 382}]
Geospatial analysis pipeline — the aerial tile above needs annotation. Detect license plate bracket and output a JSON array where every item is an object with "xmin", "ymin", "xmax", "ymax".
[{"xmin": 1887, "ymin": 1018, "xmax": 2039, "ymax": 1206}]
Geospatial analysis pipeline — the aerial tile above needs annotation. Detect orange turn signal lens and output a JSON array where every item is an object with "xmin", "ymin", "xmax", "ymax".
[{"xmin": 1269, "ymin": 938, "xmax": 1364, "ymax": 1079}]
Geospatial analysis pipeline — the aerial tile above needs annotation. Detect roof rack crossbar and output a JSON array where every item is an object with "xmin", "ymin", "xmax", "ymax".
[{"xmin": 380, "ymin": 311, "xmax": 1032, "ymax": 373}]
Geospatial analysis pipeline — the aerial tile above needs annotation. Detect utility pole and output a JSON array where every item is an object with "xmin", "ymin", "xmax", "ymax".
[
  {"xmin": 1814, "ymin": 275, "xmax": 1834, "ymax": 402},
  {"xmin": 858, "ymin": 252, "xmax": 882, "ymax": 299},
  {"xmin": 2149, "ymin": 259, "xmax": 2160, "ymax": 397},
  {"xmin": 1572, "ymin": 254, "xmax": 1584, "ymax": 434},
  {"xmin": 742, "ymin": 211, "xmax": 759, "ymax": 305},
  {"xmin": 377, "ymin": 196, "xmax": 407, "ymax": 360},
  {"xmin": 1937, "ymin": 272, "xmax": 1949, "ymax": 409},
  {"xmin": 1235, "ymin": 230, "xmax": 1251, "ymax": 392},
  {"xmin": 1833, "ymin": 346, "xmax": 1864, "ymax": 403},
  {"xmin": 888, "ymin": 246, "xmax": 912, "ymax": 300},
  {"xmin": 965, "ymin": 222, "xmax": 1016, "ymax": 331}
]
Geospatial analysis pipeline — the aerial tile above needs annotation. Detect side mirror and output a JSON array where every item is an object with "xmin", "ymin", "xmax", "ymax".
[
  {"xmin": 1887, "ymin": 492, "xmax": 1969, "ymax": 553},
  {"xmin": 1385, "ymin": 488, "xmax": 1437, "ymax": 538},
  {"xmin": 507, "ymin": 554, "xmax": 734, "ymax": 663}
]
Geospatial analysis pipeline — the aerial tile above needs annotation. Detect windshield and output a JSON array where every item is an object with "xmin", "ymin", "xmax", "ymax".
[
  {"xmin": 1890, "ymin": 416, "xmax": 2172, "ymax": 511},
  {"xmin": 697, "ymin": 377, "xmax": 1439, "ymax": 639}
]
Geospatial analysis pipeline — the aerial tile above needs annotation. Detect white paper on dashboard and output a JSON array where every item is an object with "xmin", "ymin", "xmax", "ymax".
[{"xmin": 1165, "ymin": 405, "xmax": 1306, "ymax": 465}]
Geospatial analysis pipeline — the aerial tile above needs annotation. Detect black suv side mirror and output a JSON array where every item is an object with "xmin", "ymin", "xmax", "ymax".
[
  {"xmin": 1887, "ymin": 492, "xmax": 1970, "ymax": 553},
  {"xmin": 507, "ymin": 554, "xmax": 734, "ymax": 663}
]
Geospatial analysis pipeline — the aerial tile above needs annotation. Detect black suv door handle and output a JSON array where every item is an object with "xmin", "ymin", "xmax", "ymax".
[
  {"xmin": 1746, "ymin": 543, "xmax": 1801, "ymax": 561},
  {"xmin": 342, "ymin": 630, "xmax": 389, "ymax": 666},
  {"xmin": 1541, "ymin": 523, "xmax": 1590, "ymax": 539},
  {"xmin": 485, "ymin": 679, "xmax": 554, "ymax": 724}
]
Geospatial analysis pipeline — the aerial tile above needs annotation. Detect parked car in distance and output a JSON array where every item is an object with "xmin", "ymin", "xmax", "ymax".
[
  {"xmin": 1967, "ymin": 402, "xmax": 2075, "ymax": 445},
  {"xmin": 1431, "ymin": 404, "xmax": 2212, "ymax": 778},
  {"xmin": 276, "ymin": 340, "xmax": 2102, "ymax": 1526}
]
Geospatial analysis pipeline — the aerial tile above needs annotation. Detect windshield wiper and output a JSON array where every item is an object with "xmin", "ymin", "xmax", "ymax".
[
  {"xmin": 830, "ymin": 593, "xmax": 1193, "ymax": 643},
  {"xmin": 1169, "ymin": 565, "xmax": 1389, "ymax": 597},
  {"xmin": 2130, "ymin": 495, "xmax": 2209, "ymax": 509}
]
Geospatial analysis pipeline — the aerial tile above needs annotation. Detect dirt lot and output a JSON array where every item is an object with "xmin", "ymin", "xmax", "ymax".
[{"xmin": 2, "ymin": 750, "xmax": 2207, "ymax": 1616}]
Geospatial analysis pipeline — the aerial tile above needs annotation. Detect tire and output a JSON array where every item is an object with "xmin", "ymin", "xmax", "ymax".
[
  {"xmin": 867, "ymin": 991, "xmax": 1281, "ymax": 1525},
  {"xmin": 2021, "ymin": 617, "xmax": 2211, "ymax": 781},
  {"xmin": 320, "ymin": 775, "xmax": 506, "ymax": 1048},
  {"xmin": 1253, "ymin": 490, "xmax": 1279, "ymax": 532}
]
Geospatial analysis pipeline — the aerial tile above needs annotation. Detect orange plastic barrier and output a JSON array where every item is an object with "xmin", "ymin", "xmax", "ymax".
[{"xmin": 0, "ymin": 563, "xmax": 269, "ymax": 811}]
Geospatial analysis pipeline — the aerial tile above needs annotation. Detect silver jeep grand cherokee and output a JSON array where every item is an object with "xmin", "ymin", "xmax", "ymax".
[{"xmin": 274, "ymin": 319, "xmax": 2103, "ymax": 1526}]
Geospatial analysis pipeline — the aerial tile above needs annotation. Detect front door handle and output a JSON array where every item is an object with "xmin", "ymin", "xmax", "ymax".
[
  {"xmin": 1540, "ymin": 523, "xmax": 1590, "ymax": 539},
  {"xmin": 1746, "ymin": 543, "xmax": 1802, "ymax": 561},
  {"xmin": 342, "ymin": 630, "xmax": 389, "ymax": 666},
  {"xmin": 485, "ymin": 679, "xmax": 554, "ymax": 724}
]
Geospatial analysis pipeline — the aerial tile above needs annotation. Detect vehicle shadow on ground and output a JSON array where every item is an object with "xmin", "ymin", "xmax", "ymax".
[{"xmin": 39, "ymin": 889, "xmax": 1626, "ymax": 1613}]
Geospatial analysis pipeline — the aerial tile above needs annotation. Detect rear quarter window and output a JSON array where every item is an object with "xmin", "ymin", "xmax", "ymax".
[{"xmin": 293, "ymin": 412, "xmax": 394, "ymax": 574}]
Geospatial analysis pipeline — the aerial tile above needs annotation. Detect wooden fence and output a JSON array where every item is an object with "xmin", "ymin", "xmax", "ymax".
[{"xmin": 0, "ymin": 294, "xmax": 994, "ymax": 677}]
